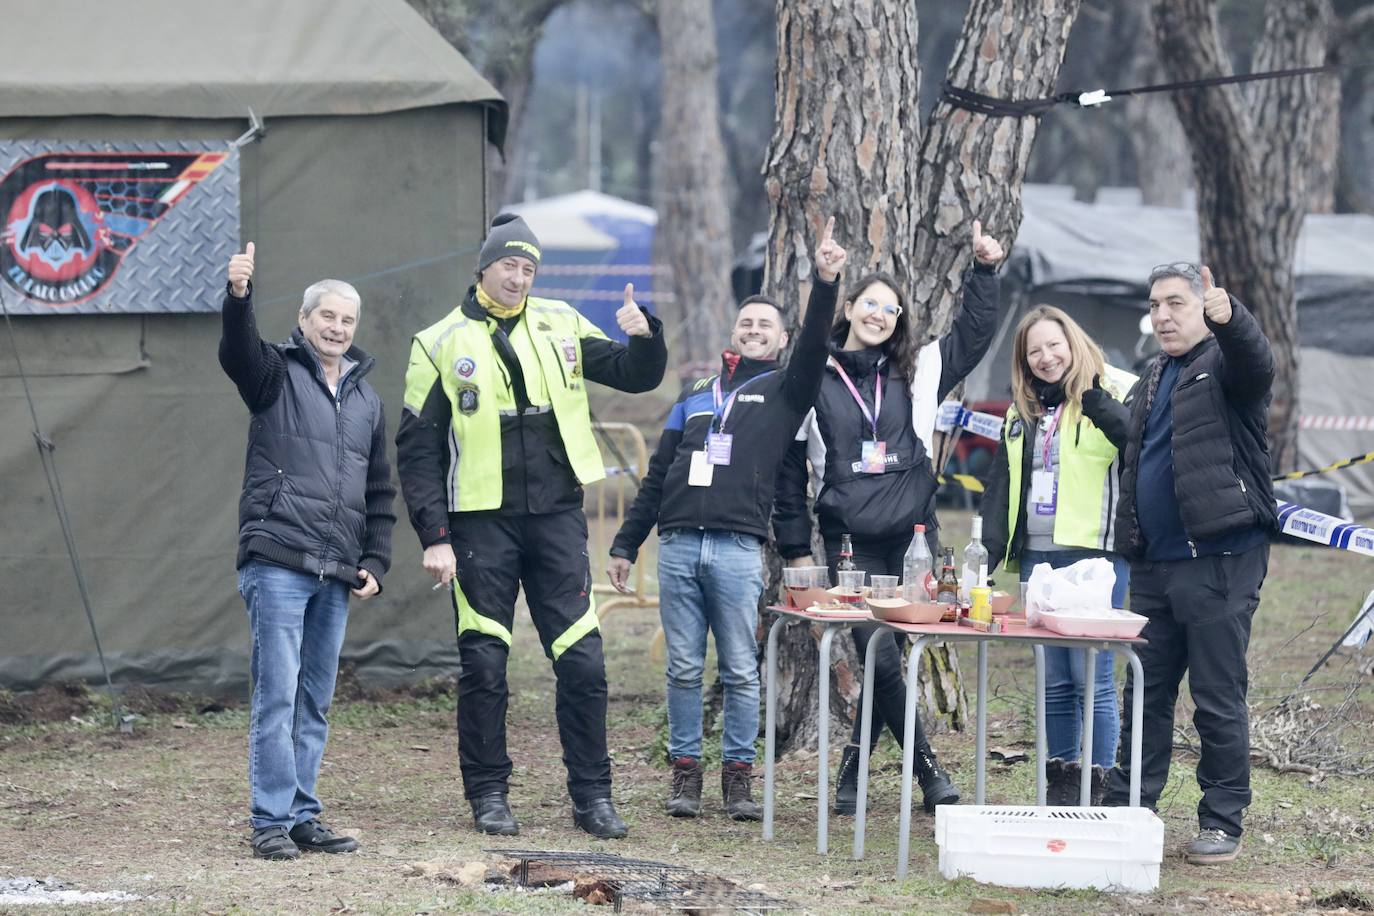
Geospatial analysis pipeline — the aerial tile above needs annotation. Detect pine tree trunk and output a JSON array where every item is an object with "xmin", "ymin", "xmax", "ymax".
[
  {"xmin": 1151, "ymin": 0, "xmax": 1332, "ymax": 472},
  {"xmin": 762, "ymin": 0, "xmax": 921, "ymax": 317},
  {"xmin": 909, "ymin": 0, "xmax": 1081, "ymax": 327},
  {"xmin": 654, "ymin": 0, "xmax": 735, "ymax": 367},
  {"xmin": 759, "ymin": 0, "xmax": 1080, "ymax": 752}
]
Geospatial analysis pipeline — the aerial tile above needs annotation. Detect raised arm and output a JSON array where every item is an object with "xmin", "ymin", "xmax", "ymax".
[
  {"xmin": 217, "ymin": 241, "xmax": 286, "ymax": 412},
  {"xmin": 1199, "ymin": 266, "xmax": 1275, "ymax": 401},
  {"xmin": 937, "ymin": 220, "xmax": 1004, "ymax": 400},
  {"xmin": 581, "ymin": 283, "xmax": 668, "ymax": 393},
  {"xmin": 782, "ymin": 217, "xmax": 846, "ymax": 412}
]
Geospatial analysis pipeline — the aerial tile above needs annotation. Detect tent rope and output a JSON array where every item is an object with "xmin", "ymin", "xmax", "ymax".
[{"xmin": 0, "ymin": 287, "xmax": 124, "ymax": 727}]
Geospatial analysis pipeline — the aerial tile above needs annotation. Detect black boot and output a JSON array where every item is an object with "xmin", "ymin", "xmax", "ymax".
[
  {"xmin": 1090, "ymin": 765, "xmax": 1108, "ymax": 807},
  {"xmin": 833, "ymin": 744, "xmax": 861, "ymax": 816},
  {"xmin": 1046, "ymin": 758, "xmax": 1081, "ymax": 806},
  {"xmin": 914, "ymin": 744, "xmax": 959, "ymax": 814},
  {"xmin": 665, "ymin": 757, "xmax": 703, "ymax": 818},
  {"xmin": 721, "ymin": 762, "xmax": 763, "ymax": 821},
  {"xmin": 470, "ymin": 793, "xmax": 519, "ymax": 835},
  {"xmin": 573, "ymin": 797, "xmax": 628, "ymax": 839}
]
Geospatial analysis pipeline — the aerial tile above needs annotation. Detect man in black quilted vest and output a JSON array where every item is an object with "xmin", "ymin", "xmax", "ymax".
[
  {"xmin": 218, "ymin": 243, "xmax": 396, "ymax": 861},
  {"xmin": 1103, "ymin": 262, "xmax": 1277, "ymax": 865}
]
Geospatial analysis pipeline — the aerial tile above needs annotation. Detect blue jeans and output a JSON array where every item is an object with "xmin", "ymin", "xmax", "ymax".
[
  {"xmin": 656, "ymin": 528, "xmax": 765, "ymax": 764},
  {"xmin": 1020, "ymin": 548, "xmax": 1128, "ymax": 768},
  {"xmin": 238, "ymin": 560, "xmax": 351, "ymax": 829}
]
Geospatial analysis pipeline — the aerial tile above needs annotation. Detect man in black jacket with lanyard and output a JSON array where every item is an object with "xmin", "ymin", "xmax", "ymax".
[
  {"xmin": 219, "ymin": 243, "xmax": 396, "ymax": 861},
  {"xmin": 1102, "ymin": 262, "xmax": 1276, "ymax": 865},
  {"xmin": 607, "ymin": 219, "xmax": 845, "ymax": 821}
]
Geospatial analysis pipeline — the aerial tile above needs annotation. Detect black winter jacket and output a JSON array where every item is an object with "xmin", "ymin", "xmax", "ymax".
[
  {"xmin": 395, "ymin": 288, "xmax": 666, "ymax": 544},
  {"xmin": 608, "ymin": 274, "xmax": 835, "ymax": 561},
  {"xmin": 219, "ymin": 285, "xmax": 396, "ymax": 588},
  {"xmin": 772, "ymin": 264, "xmax": 1000, "ymax": 556},
  {"xmin": 1114, "ymin": 298, "xmax": 1278, "ymax": 559}
]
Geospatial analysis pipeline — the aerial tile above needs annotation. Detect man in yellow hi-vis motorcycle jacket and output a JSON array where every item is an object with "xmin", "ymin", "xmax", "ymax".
[{"xmin": 396, "ymin": 214, "xmax": 666, "ymax": 839}]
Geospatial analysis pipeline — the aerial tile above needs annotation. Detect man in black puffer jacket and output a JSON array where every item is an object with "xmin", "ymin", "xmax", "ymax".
[
  {"xmin": 1102, "ymin": 262, "xmax": 1276, "ymax": 866},
  {"xmin": 219, "ymin": 243, "xmax": 396, "ymax": 862}
]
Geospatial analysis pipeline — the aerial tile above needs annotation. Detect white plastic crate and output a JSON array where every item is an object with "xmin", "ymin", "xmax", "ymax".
[{"xmin": 935, "ymin": 805, "xmax": 1164, "ymax": 893}]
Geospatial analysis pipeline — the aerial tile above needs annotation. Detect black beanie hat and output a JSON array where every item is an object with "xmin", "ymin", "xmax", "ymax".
[{"xmin": 478, "ymin": 213, "xmax": 542, "ymax": 272}]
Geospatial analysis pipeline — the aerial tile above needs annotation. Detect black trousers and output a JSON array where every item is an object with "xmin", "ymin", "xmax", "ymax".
[
  {"xmin": 448, "ymin": 507, "xmax": 611, "ymax": 806},
  {"xmin": 823, "ymin": 532, "xmax": 938, "ymax": 752},
  {"xmin": 1104, "ymin": 543, "xmax": 1268, "ymax": 836}
]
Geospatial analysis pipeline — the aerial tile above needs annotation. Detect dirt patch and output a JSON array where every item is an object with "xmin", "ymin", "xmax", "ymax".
[{"xmin": 0, "ymin": 682, "xmax": 95, "ymax": 724}]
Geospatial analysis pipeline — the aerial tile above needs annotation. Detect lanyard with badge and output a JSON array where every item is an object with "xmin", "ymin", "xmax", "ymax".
[
  {"xmin": 1029, "ymin": 407, "xmax": 1061, "ymax": 515},
  {"xmin": 688, "ymin": 371, "xmax": 775, "ymax": 487},
  {"xmin": 830, "ymin": 357, "xmax": 886, "ymax": 473}
]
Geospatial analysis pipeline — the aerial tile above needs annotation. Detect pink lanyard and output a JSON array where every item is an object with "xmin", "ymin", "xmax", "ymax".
[
  {"xmin": 1040, "ymin": 407, "xmax": 1062, "ymax": 473},
  {"xmin": 829, "ymin": 357, "xmax": 883, "ymax": 441},
  {"xmin": 710, "ymin": 370, "xmax": 775, "ymax": 435}
]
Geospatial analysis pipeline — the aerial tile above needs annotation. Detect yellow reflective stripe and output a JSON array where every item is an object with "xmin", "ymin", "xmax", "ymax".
[
  {"xmin": 550, "ymin": 595, "xmax": 600, "ymax": 661},
  {"xmin": 937, "ymin": 473, "xmax": 985, "ymax": 494},
  {"xmin": 453, "ymin": 580, "xmax": 512, "ymax": 646}
]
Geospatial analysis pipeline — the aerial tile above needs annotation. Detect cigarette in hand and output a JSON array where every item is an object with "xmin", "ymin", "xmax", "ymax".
[{"xmin": 432, "ymin": 580, "xmax": 449, "ymax": 591}]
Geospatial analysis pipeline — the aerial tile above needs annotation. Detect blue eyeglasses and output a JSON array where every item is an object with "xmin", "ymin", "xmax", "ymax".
[{"xmin": 856, "ymin": 297, "xmax": 902, "ymax": 318}]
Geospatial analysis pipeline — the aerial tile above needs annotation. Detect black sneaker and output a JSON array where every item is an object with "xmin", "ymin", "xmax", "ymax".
[
  {"xmin": 1185, "ymin": 827, "xmax": 1241, "ymax": 864},
  {"xmin": 288, "ymin": 818, "xmax": 358, "ymax": 854},
  {"xmin": 252, "ymin": 826, "xmax": 300, "ymax": 861}
]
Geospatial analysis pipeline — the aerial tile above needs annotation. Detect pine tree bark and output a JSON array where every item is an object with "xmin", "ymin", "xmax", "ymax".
[
  {"xmin": 654, "ymin": 0, "xmax": 736, "ymax": 368},
  {"xmin": 1151, "ymin": 0, "xmax": 1332, "ymax": 472},
  {"xmin": 909, "ymin": 0, "xmax": 1081, "ymax": 327},
  {"xmin": 762, "ymin": 0, "xmax": 921, "ymax": 317}
]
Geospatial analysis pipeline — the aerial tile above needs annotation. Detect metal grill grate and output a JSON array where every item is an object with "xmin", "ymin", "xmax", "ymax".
[{"xmin": 488, "ymin": 848, "xmax": 796, "ymax": 912}]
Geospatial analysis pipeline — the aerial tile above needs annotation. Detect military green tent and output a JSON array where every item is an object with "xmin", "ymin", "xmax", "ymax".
[{"xmin": 0, "ymin": 0, "xmax": 506, "ymax": 691}]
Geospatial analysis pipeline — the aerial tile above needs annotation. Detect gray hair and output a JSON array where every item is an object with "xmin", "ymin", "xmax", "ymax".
[
  {"xmin": 300, "ymin": 279, "xmax": 362, "ymax": 318},
  {"xmin": 1147, "ymin": 262, "xmax": 1204, "ymax": 299}
]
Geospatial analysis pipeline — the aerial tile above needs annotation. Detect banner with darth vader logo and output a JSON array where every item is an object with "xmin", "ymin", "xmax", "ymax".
[{"xmin": 0, "ymin": 141, "xmax": 239, "ymax": 314}]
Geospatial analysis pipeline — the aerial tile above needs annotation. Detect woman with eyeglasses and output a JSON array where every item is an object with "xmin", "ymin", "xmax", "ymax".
[
  {"xmin": 774, "ymin": 222, "xmax": 1005, "ymax": 816},
  {"xmin": 980, "ymin": 305, "xmax": 1135, "ymax": 806}
]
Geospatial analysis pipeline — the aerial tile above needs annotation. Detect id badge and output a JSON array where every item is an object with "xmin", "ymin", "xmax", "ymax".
[
  {"xmin": 860, "ymin": 440, "xmax": 887, "ymax": 474},
  {"xmin": 688, "ymin": 450, "xmax": 715, "ymax": 487},
  {"xmin": 706, "ymin": 432, "xmax": 734, "ymax": 466},
  {"xmin": 1030, "ymin": 469, "xmax": 1056, "ymax": 515}
]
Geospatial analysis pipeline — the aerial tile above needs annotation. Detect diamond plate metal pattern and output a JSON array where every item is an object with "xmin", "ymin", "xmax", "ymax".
[{"xmin": 0, "ymin": 140, "xmax": 239, "ymax": 315}]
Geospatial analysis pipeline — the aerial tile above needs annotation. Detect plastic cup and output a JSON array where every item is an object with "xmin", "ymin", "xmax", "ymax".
[
  {"xmin": 870, "ymin": 575, "xmax": 899, "ymax": 599},
  {"xmin": 837, "ymin": 570, "xmax": 866, "ymax": 604},
  {"xmin": 807, "ymin": 566, "xmax": 831, "ymax": 589},
  {"xmin": 782, "ymin": 566, "xmax": 809, "ymax": 607}
]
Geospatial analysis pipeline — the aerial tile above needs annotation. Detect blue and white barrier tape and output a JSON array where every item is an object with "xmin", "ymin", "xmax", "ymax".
[
  {"xmin": 936, "ymin": 401, "xmax": 1004, "ymax": 441},
  {"xmin": 1276, "ymin": 500, "xmax": 1374, "ymax": 557}
]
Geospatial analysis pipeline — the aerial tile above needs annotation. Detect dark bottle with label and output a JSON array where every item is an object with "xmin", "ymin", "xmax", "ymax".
[
  {"xmin": 935, "ymin": 547, "xmax": 959, "ymax": 606},
  {"xmin": 837, "ymin": 534, "xmax": 856, "ymax": 572}
]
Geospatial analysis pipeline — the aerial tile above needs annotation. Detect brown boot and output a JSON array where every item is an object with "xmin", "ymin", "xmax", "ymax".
[
  {"xmin": 665, "ymin": 757, "xmax": 702, "ymax": 818},
  {"xmin": 721, "ymin": 761, "xmax": 763, "ymax": 821}
]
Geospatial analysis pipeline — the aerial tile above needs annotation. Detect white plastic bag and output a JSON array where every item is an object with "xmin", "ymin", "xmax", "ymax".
[{"xmin": 1024, "ymin": 558, "xmax": 1117, "ymax": 626}]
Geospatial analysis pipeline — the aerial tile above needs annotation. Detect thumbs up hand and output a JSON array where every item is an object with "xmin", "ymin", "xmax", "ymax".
[
  {"xmin": 814, "ymin": 216, "xmax": 847, "ymax": 283},
  {"xmin": 616, "ymin": 283, "xmax": 652, "ymax": 338},
  {"xmin": 972, "ymin": 220, "xmax": 1005, "ymax": 266},
  {"xmin": 1200, "ymin": 266, "xmax": 1232, "ymax": 325},
  {"xmin": 228, "ymin": 241, "xmax": 255, "ymax": 297}
]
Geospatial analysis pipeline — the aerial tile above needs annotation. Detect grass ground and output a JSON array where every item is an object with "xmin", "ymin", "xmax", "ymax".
[{"xmin": 2, "ymin": 512, "xmax": 1372, "ymax": 914}]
